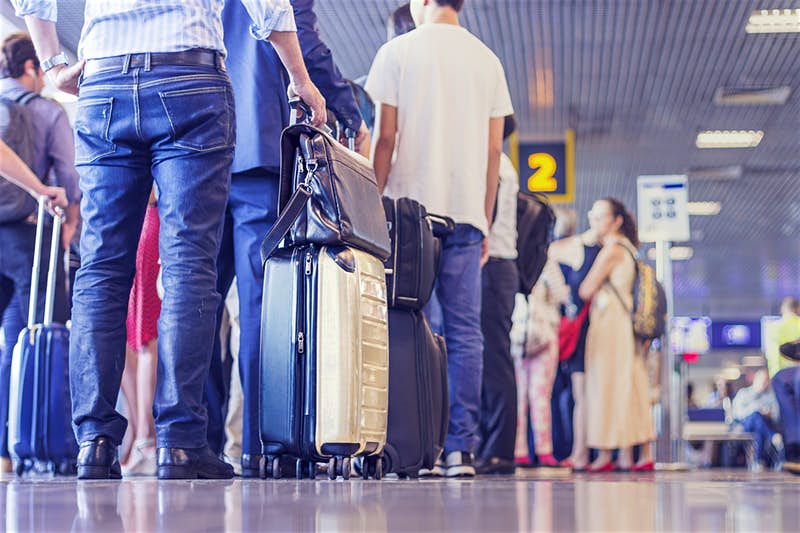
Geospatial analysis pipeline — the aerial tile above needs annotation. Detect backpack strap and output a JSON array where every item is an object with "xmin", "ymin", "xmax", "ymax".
[
  {"xmin": 14, "ymin": 91, "xmax": 39, "ymax": 105},
  {"xmin": 605, "ymin": 241, "xmax": 637, "ymax": 315}
]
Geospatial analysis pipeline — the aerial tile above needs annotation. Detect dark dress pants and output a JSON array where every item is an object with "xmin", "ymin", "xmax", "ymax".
[{"xmin": 478, "ymin": 258, "xmax": 519, "ymax": 461}]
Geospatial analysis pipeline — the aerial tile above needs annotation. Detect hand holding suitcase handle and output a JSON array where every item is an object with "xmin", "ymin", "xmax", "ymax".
[{"xmin": 27, "ymin": 196, "xmax": 64, "ymax": 329}]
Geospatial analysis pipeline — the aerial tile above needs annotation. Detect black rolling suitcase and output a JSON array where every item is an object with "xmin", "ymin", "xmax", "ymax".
[{"xmin": 382, "ymin": 308, "xmax": 448, "ymax": 477}]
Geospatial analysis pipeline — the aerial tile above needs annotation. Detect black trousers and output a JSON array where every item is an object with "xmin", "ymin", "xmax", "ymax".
[{"xmin": 478, "ymin": 258, "xmax": 519, "ymax": 461}]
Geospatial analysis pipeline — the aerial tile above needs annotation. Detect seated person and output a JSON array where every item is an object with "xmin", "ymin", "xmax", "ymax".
[{"xmin": 731, "ymin": 369, "xmax": 780, "ymax": 467}]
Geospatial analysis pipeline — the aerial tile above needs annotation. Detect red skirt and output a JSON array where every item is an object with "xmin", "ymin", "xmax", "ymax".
[{"xmin": 127, "ymin": 205, "xmax": 161, "ymax": 351}]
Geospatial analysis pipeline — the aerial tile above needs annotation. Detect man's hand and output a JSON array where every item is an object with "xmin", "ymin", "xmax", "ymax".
[
  {"xmin": 353, "ymin": 121, "xmax": 371, "ymax": 158},
  {"xmin": 288, "ymin": 77, "xmax": 326, "ymax": 128},
  {"xmin": 38, "ymin": 185, "xmax": 68, "ymax": 215},
  {"xmin": 480, "ymin": 237, "xmax": 490, "ymax": 267},
  {"xmin": 47, "ymin": 61, "xmax": 85, "ymax": 96}
]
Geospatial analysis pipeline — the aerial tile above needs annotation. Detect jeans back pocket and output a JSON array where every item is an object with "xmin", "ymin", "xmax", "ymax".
[
  {"xmin": 159, "ymin": 86, "xmax": 233, "ymax": 152},
  {"xmin": 74, "ymin": 97, "xmax": 116, "ymax": 165}
]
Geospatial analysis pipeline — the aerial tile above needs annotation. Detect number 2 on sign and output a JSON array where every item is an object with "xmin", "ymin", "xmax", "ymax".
[{"xmin": 527, "ymin": 153, "xmax": 558, "ymax": 193}]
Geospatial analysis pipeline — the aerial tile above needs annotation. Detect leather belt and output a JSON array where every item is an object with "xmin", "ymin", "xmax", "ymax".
[{"xmin": 83, "ymin": 49, "xmax": 224, "ymax": 78}]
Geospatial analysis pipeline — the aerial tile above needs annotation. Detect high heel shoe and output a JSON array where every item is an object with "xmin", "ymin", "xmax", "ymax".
[
  {"xmin": 631, "ymin": 461, "xmax": 655, "ymax": 472},
  {"xmin": 559, "ymin": 458, "xmax": 586, "ymax": 472},
  {"xmin": 587, "ymin": 461, "xmax": 616, "ymax": 473},
  {"xmin": 537, "ymin": 454, "xmax": 559, "ymax": 467}
]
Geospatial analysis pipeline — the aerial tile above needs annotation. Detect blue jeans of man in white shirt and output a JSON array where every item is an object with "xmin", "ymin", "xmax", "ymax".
[
  {"xmin": 70, "ymin": 60, "xmax": 234, "ymax": 450},
  {"xmin": 426, "ymin": 224, "xmax": 485, "ymax": 456}
]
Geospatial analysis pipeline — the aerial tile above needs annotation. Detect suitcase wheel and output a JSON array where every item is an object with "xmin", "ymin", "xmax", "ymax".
[
  {"xmin": 328, "ymin": 457, "xmax": 337, "ymax": 480},
  {"xmin": 339, "ymin": 456, "xmax": 351, "ymax": 480},
  {"xmin": 264, "ymin": 455, "xmax": 282, "ymax": 479},
  {"xmin": 13, "ymin": 460, "xmax": 25, "ymax": 477},
  {"xmin": 361, "ymin": 456, "xmax": 383, "ymax": 481},
  {"xmin": 295, "ymin": 458, "xmax": 316, "ymax": 480}
]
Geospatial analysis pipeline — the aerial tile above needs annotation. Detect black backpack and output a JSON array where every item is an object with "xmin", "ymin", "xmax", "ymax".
[
  {"xmin": 0, "ymin": 91, "xmax": 39, "ymax": 223},
  {"xmin": 516, "ymin": 192, "xmax": 556, "ymax": 294}
]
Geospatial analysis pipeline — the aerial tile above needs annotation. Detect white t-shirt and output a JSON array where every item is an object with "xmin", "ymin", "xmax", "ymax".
[
  {"xmin": 488, "ymin": 153, "xmax": 519, "ymax": 259},
  {"xmin": 365, "ymin": 23, "xmax": 514, "ymax": 235}
]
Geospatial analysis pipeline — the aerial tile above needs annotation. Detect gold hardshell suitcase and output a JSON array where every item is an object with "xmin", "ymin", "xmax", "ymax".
[{"xmin": 260, "ymin": 244, "xmax": 388, "ymax": 480}]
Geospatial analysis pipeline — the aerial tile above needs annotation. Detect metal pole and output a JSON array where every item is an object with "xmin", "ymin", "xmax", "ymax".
[{"xmin": 655, "ymin": 239, "xmax": 680, "ymax": 463}]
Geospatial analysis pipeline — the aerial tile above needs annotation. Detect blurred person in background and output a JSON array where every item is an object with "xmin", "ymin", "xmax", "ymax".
[
  {"xmin": 766, "ymin": 297, "xmax": 800, "ymax": 378},
  {"xmin": 513, "ymin": 208, "xmax": 573, "ymax": 468},
  {"xmin": 731, "ymin": 368, "xmax": 781, "ymax": 469},
  {"xmin": 476, "ymin": 116, "xmax": 519, "ymax": 475},
  {"xmin": 119, "ymin": 188, "xmax": 160, "ymax": 476},
  {"xmin": 549, "ymin": 226, "xmax": 601, "ymax": 470},
  {"xmin": 579, "ymin": 198, "xmax": 655, "ymax": 472}
]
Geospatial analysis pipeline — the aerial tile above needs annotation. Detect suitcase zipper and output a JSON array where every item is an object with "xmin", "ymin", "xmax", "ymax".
[
  {"xmin": 305, "ymin": 251, "xmax": 313, "ymax": 275},
  {"xmin": 297, "ymin": 332, "xmax": 305, "ymax": 354}
]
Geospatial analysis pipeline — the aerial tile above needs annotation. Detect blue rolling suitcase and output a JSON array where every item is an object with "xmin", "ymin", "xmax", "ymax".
[{"xmin": 8, "ymin": 199, "xmax": 78, "ymax": 476}]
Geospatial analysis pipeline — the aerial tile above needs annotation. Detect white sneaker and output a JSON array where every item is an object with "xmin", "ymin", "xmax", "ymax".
[
  {"xmin": 445, "ymin": 451, "xmax": 475, "ymax": 478},
  {"xmin": 121, "ymin": 439, "xmax": 156, "ymax": 476}
]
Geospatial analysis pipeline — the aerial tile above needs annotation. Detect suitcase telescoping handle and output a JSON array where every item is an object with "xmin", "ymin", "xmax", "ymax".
[
  {"xmin": 289, "ymin": 96, "xmax": 314, "ymax": 126},
  {"xmin": 27, "ymin": 196, "xmax": 63, "ymax": 328}
]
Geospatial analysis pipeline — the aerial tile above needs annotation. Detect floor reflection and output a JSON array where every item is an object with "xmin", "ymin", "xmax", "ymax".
[{"xmin": 1, "ymin": 471, "xmax": 798, "ymax": 532}]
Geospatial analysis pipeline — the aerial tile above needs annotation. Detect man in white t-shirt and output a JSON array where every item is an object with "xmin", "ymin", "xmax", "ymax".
[{"xmin": 366, "ymin": 0, "xmax": 513, "ymax": 477}]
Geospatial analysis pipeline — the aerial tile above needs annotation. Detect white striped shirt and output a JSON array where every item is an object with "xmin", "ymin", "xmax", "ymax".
[{"xmin": 13, "ymin": 0, "xmax": 296, "ymax": 60}]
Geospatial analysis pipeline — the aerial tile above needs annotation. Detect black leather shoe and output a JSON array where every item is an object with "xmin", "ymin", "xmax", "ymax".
[
  {"xmin": 241, "ymin": 454, "xmax": 263, "ymax": 479},
  {"xmin": 475, "ymin": 457, "xmax": 516, "ymax": 476},
  {"xmin": 77, "ymin": 437, "xmax": 122, "ymax": 480},
  {"xmin": 157, "ymin": 446, "xmax": 234, "ymax": 480}
]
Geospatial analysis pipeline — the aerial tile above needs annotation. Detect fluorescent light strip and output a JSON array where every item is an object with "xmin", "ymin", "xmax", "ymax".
[
  {"xmin": 696, "ymin": 130, "xmax": 763, "ymax": 149},
  {"xmin": 746, "ymin": 9, "xmax": 800, "ymax": 34},
  {"xmin": 687, "ymin": 201, "xmax": 722, "ymax": 216}
]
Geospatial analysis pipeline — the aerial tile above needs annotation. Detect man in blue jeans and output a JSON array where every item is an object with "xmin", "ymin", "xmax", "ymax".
[
  {"xmin": 15, "ymin": 0, "xmax": 326, "ymax": 480},
  {"xmin": 204, "ymin": 0, "xmax": 370, "ymax": 476},
  {"xmin": 366, "ymin": 0, "xmax": 513, "ymax": 477}
]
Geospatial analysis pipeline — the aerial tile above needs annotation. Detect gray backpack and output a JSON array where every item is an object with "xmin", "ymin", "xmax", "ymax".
[{"xmin": 0, "ymin": 91, "xmax": 39, "ymax": 223}]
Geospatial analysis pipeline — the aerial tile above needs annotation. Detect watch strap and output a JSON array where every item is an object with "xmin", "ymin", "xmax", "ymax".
[{"xmin": 41, "ymin": 52, "xmax": 69, "ymax": 73}]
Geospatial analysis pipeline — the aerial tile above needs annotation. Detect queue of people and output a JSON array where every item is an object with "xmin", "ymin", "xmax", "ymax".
[{"xmin": 1, "ymin": 0, "xmax": 798, "ymax": 482}]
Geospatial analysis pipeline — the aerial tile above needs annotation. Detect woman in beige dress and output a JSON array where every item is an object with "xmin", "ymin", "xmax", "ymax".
[{"xmin": 579, "ymin": 198, "xmax": 655, "ymax": 471}]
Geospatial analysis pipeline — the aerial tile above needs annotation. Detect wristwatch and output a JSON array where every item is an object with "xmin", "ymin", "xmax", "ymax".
[{"xmin": 41, "ymin": 52, "xmax": 69, "ymax": 73}]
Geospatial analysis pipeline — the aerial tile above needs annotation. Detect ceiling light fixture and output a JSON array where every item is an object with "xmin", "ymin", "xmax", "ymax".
[
  {"xmin": 696, "ymin": 130, "xmax": 763, "ymax": 149},
  {"xmin": 687, "ymin": 165, "xmax": 743, "ymax": 181},
  {"xmin": 745, "ymin": 9, "xmax": 800, "ymax": 33},
  {"xmin": 687, "ymin": 201, "xmax": 722, "ymax": 216},
  {"xmin": 714, "ymin": 86, "xmax": 791, "ymax": 106}
]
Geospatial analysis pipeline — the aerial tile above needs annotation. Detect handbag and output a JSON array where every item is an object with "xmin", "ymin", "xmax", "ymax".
[
  {"xmin": 558, "ymin": 301, "xmax": 591, "ymax": 361},
  {"xmin": 260, "ymin": 99, "xmax": 391, "ymax": 263}
]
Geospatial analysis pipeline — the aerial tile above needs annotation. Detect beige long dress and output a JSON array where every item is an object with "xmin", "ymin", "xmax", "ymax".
[{"xmin": 585, "ymin": 239, "xmax": 655, "ymax": 449}]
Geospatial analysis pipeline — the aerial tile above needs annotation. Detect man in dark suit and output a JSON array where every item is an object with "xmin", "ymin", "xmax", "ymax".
[{"xmin": 207, "ymin": 0, "xmax": 369, "ymax": 477}]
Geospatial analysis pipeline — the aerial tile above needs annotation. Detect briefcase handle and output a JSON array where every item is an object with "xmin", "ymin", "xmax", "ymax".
[{"xmin": 27, "ymin": 196, "xmax": 63, "ymax": 328}]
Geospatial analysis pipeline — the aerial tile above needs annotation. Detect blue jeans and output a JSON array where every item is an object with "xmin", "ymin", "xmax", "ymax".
[
  {"xmin": 425, "ymin": 224, "xmax": 484, "ymax": 455},
  {"xmin": 774, "ymin": 367, "xmax": 800, "ymax": 446},
  {"xmin": 737, "ymin": 412, "xmax": 778, "ymax": 464},
  {"xmin": 0, "ymin": 295, "xmax": 24, "ymax": 458},
  {"xmin": 70, "ymin": 61, "xmax": 235, "ymax": 448},
  {"xmin": 205, "ymin": 169, "xmax": 279, "ymax": 456}
]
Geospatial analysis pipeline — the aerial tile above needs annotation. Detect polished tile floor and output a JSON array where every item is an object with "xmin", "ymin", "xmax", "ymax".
[{"xmin": 1, "ymin": 469, "xmax": 798, "ymax": 532}]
